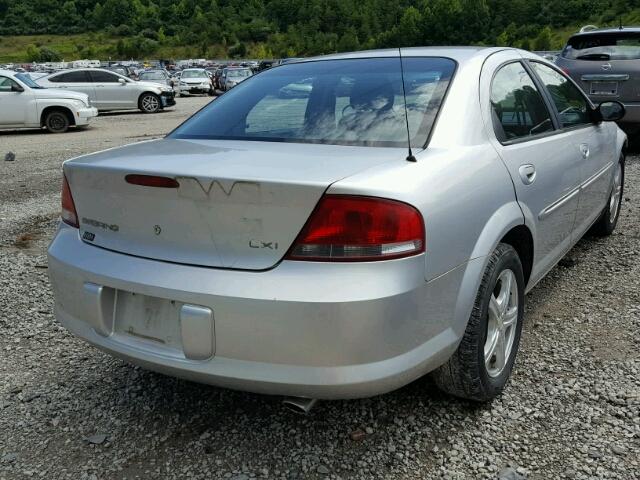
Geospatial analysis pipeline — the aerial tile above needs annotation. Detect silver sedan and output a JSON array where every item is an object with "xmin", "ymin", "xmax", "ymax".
[
  {"xmin": 37, "ymin": 68, "xmax": 176, "ymax": 113},
  {"xmin": 48, "ymin": 47, "xmax": 626, "ymax": 408}
]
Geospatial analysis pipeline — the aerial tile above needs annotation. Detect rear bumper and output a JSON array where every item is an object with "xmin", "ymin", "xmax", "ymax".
[{"xmin": 47, "ymin": 223, "xmax": 478, "ymax": 399}]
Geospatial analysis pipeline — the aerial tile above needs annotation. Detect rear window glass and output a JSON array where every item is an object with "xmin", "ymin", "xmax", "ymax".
[
  {"xmin": 562, "ymin": 33, "xmax": 640, "ymax": 60},
  {"xmin": 170, "ymin": 57, "xmax": 456, "ymax": 148}
]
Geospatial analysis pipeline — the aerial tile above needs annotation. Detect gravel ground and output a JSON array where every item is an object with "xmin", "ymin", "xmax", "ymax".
[{"xmin": 0, "ymin": 99, "xmax": 638, "ymax": 480}]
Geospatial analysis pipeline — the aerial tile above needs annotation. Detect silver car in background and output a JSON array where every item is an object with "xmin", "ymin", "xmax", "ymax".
[
  {"xmin": 37, "ymin": 68, "xmax": 176, "ymax": 113},
  {"xmin": 222, "ymin": 67, "xmax": 253, "ymax": 91},
  {"xmin": 138, "ymin": 69, "xmax": 176, "ymax": 91},
  {"xmin": 48, "ymin": 48, "xmax": 626, "ymax": 405},
  {"xmin": 178, "ymin": 68, "xmax": 214, "ymax": 96}
]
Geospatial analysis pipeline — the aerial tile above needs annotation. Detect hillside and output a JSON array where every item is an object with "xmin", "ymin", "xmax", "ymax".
[{"xmin": 1, "ymin": 0, "xmax": 640, "ymax": 62}]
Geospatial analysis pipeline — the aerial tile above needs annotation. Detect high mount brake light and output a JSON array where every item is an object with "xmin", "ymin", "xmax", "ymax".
[
  {"xmin": 286, "ymin": 195, "xmax": 425, "ymax": 262},
  {"xmin": 61, "ymin": 174, "xmax": 79, "ymax": 228}
]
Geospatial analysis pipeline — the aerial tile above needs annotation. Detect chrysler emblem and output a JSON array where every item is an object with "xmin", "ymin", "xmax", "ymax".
[
  {"xmin": 601, "ymin": 63, "xmax": 612, "ymax": 71},
  {"xmin": 153, "ymin": 225, "xmax": 162, "ymax": 235}
]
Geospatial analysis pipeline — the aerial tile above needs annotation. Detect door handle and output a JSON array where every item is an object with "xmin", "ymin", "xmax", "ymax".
[
  {"xmin": 518, "ymin": 164, "xmax": 537, "ymax": 185},
  {"xmin": 580, "ymin": 143, "xmax": 590, "ymax": 159}
]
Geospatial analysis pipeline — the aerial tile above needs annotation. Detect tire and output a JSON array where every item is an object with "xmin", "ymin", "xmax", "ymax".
[
  {"xmin": 44, "ymin": 110, "xmax": 70, "ymax": 133},
  {"xmin": 590, "ymin": 155, "xmax": 625, "ymax": 237},
  {"xmin": 139, "ymin": 93, "xmax": 161, "ymax": 113},
  {"xmin": 432, "ymin": 243, "xmax": 525, "ymax": 402},
  {"xmin": 208, "ymin": 88, "xmax": 215, "ymax": 97}
]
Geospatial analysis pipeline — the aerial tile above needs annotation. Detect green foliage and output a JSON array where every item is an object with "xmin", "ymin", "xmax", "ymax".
[
  {"xmin": 2, "ymin": 0, "xmax": 640, "ymax": 61},
  {"xmin": 533, "ymin": 26, "xmax": 552, "ymax": 51},
  {"xmin": 25, "ymin": 44, "xmax": 62, "ymax": 62}
]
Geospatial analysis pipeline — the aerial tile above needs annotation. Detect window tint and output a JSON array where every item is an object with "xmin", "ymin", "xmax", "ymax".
[
  {"xmin": 530, "ymin": 62, "xmax": 591, "ymax": 128},
  {"xmin": 89, "ymin": 70, "xmax": 120, "ymax": 83},
  {"xmin": 490, "ymin": 62, "xmax": 553, "ymax": 142},
  {"xmin": 51, "ymin": 71, "xmax": 90, "ymax": 83},
  {"xmin": 171, "ymin": 57, "xmax": 456, "ymax": 148},
  {"xmin": 0, "ymin": 76, "xmax": 19, "ymax": 92}
]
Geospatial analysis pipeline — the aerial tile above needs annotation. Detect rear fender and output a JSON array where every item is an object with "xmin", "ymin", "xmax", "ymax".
[{"xmin": 448, "ymin": 201, "xmax": 527, "ymax": 337}]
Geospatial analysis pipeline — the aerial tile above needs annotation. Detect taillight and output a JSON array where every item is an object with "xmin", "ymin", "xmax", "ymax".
[
  {"xmin": 61, "ymin": 174, "xmax": 79, "ymax": 228},
  {"xmin": 286, "ymin": 195, "xmax": 425, "ymax": 262}
]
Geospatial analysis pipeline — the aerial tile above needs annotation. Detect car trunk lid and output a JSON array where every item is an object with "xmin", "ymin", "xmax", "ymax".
[{"xmin": 64, "ymin": 138, "xmax": 403, "ymax": 270}]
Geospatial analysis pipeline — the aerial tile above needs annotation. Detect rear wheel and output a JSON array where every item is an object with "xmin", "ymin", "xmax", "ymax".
[
  {"xmin": 139, "ymin": 93, "xmax": 161, "ymax": 113},
  {"xmin": 44, "ymin": 110, "xmax": 70, "ymax": 133},
  {"xmin": 432, "ymin": 243, "xmax": 524, "ymax": 401},
  {"xmin": 590, "ymin": 155, "xmax": 624, "ymax": 236}
]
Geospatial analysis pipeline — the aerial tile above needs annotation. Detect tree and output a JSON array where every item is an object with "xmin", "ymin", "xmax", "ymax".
[{"xmin": 533, "ymin": 26, "xmax": 552, "ymax": 51}]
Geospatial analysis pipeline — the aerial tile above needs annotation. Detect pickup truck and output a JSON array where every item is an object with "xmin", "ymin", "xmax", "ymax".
[{"xmin": 0, "ymin": 69, "xmax": 98, "ymax": 133}]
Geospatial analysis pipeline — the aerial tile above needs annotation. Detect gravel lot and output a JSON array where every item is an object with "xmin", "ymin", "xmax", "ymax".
[{"xmin": 1, "ymin": 98, "xmax": 638, "ymax": 480}]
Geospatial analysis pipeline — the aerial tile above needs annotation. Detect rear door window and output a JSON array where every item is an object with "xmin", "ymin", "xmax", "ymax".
[
  {"xmin": 51, "ymin": 71, "xmax": 90, "ymax": 83},
  {"xmin": 490, "ymin": 62, "xmax": 554, "ymax": 142},
  {"xmin": 89, "ymin": 71, "xmax": 121, "ymax": 83},
  {"xmin": 530, "ymin": 62, "xmax": 591, "ymax": 128}
]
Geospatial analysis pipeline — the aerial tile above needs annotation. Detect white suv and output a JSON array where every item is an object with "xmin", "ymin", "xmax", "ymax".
[{"xmin": 0, "ymin": 69, "xmax": 98, "ymax": 133}]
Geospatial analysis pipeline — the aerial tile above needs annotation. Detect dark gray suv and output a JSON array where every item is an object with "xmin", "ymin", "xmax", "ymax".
[{"xmin": 556, "ymin": 27, "xmax": 640, "ymax": 133}]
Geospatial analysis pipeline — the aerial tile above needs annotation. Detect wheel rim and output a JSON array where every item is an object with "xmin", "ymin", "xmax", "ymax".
[
  {"xmin": 608, "ymin": 162, "xmax": 623, "ymax": 221},
  {"xmin": 484, "ymin": 269, "xmax": 519, "ymax": 378},
  {"xmin": 142, "ymin": 95, "xmax": 159, "ymax": 111},
  {"xmin": 49, "ymin": 114, "xmax": 66, "ymax": 131}
]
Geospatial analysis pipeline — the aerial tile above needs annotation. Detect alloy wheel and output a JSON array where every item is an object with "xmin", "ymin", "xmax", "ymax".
[
  {"xmin": 609, "ymin": 162, "xmax": 623, "ymax": 222},
  {"xmin": 141, "ymin": 95, "xmax": 159, "ymax": 112},
  {"xmin": 484, "ymin": 269, "xmax": 519, "ymax": 378}
]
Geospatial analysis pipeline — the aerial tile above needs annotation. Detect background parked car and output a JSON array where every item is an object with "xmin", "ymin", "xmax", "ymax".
[
  {"xmin": 222, "ymin": 67, "xmax": 253, "ymax": 91},
  {"xmin": 36, "ymin": 68, "xmax": 176, "ymax": 113},
  {"xmin": 138, "ymin": 69, "xmax": 176, "ymax": 91},
  {"xmin": 105, "ymin": 65, "xmax": 138, "ymax": 80},
  {"xmin": 0, "ymin": 69, "xmax": 97, "ymax": 133},
  {"xmin": 212, "ymin": 67, "xmax": 225, "ymax": 90},
  {"xmin": 178, "ymin": 68, "xmax": 214, "ymax": 96},
  {"xmin": 556, "ymin": 26, "xmax": 640, "ymax": 134}
]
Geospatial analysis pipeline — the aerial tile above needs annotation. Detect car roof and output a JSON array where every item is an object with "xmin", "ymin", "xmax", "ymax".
[
  {"xmin": 300, "ymin": 46, "xmax": 509, "ymax": 64},
  {"xmin": 0, "ymin": 69, "xmax": 17, "ymax": 76},
  {"xmin": 571, "ymin": 26, "xmax": 640, "ymax": 36}
]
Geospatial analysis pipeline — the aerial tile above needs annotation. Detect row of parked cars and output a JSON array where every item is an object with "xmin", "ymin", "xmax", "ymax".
[
  {"xmin": 3, "ymin": 26, "xmax": 639, "ymax": 135},
  {"xmin": 0, "ymin": 63, "xmax": 255, "ymax": 133}
]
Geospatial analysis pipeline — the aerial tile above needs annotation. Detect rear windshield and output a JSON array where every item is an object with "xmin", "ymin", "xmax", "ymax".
[
  {"xmin": 562, "ymin": 33, "xmax": 640, "ymax": 60},
  {"xmin": 170, "ymin": 57, "xmax": 456, "ymax": 148}
]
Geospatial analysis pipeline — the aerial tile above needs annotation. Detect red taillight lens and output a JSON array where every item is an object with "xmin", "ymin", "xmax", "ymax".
[
  {"xmin": 61, "ymin": 174, "xmax": 79, "ymax": 228},
  {"xmin": 125, "ymin": 174, "xmax": 180, "ymax": 188},
  {"xmin": 286, "ymin": 195, "xmax": 425, "ymax": 261}
]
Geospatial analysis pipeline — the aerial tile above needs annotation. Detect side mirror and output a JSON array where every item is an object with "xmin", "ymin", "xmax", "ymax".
[
  {"xmin": 11, "ymin": 84, "xmax": 24, "ymax": 93},
  {"xmin": 597, "ymin": 101, "xmax": 625, "ymax": 122},
  {"xmin": 118, "ymin": 78, "xmax": 126, "ymax": 85}
]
